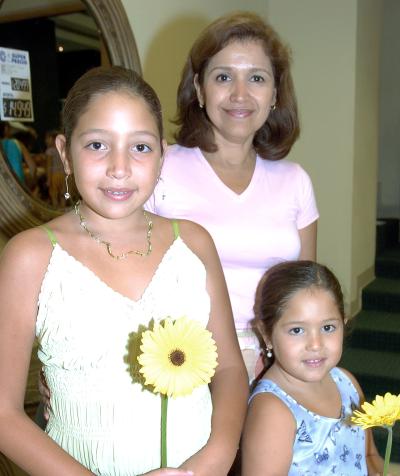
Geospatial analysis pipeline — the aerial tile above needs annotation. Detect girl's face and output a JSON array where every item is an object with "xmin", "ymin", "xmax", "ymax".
[
  {"xmin": 58, "ymin": 91, "xmax": 165, "ymax": 220},
  {"xmin": 195, "ymin": 40, "xmax": 276, "ymax": 146},
  {"xmin": 268, "ymin": 287, "xmax": 344, "ymax": 385}
]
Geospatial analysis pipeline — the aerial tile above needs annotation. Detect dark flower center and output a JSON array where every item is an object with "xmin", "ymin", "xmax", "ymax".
[{"xmin": 169, "ymin": 349, "xmax": 185, "ymax": 366}]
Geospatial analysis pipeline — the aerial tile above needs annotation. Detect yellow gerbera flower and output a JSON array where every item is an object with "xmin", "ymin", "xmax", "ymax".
[
  {"xmin": 351, "ymin": 392, "xmax": 400, "ymax": 429},
  {"xmin": 137, "ymin": 317, "xmax": 218, "ymax": 398}
]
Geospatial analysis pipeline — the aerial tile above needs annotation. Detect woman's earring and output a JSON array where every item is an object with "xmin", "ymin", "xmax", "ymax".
[
  {"xmin": 270, "ymin": 104, "xmax": 276, "ymax": 111},
  {"xmin": 199, "ymin": 101, "xmax": 204, "ymax": 109},
  {"xmin": 64, "ymin": 174, "xmax": 71, "ymax": 200},
  {"xmin": 266, "ymin": 346, "xmax": 273, "ymax": 358}
]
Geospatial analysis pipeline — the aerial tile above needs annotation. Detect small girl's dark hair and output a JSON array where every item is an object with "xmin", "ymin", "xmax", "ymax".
[{"xmin": 253, "ymin": 260, "xmax": 345, "ymax": 366}]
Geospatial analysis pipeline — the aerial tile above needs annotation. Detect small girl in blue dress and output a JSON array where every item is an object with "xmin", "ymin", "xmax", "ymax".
[{"xmin": 241, "ymin": 260, "xmax": 385, "ymax": 476}]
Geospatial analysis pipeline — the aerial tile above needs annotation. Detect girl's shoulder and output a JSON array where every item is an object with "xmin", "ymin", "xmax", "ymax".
[
  {"xmin": 174, "ymin": 218, "xmax": 216, "ymax": 260},
  {"xmin": 245, "ymin": 384, "xmax": 296, "ymax": 438},
  {"xmin": 153, "ymin": 215, "xmax": 218, "ymax": 271},
  {"xmin": 1, "ymin": 214, "xmax": 73, "ymax": 271},
  {"xmin": 2, "ymin": 226, "xmax": 52, "ymax": 261},
  {"xmin": 334, "ymin": 367, "xmax": 364, "ymax": 400},
  {"xmin": 0, "ymin": 226, "xmax": 56, "ymax": 301}
]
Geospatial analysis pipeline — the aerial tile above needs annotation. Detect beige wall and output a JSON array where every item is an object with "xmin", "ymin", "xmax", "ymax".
[
  {"xmin": 0, "ymin": 1, "xmax": 381, "ymax": 315},
  {"xmin": 122, "ymin": 0, "xmax": 382, "ymax": 315},
  {"xmin": 266, "ymin": 0, "xmax": 381, "ymax": 314},
  {"xmin": 120, "ymin": 0, "xmax": 267, "ymax": 142},
  {"xmin": 378, "ymin": 0, "xmax": 400, "ymax": 218},
  {"xmin": 351, "ymin": 0, "xmax": 381, "ymax": 313}
]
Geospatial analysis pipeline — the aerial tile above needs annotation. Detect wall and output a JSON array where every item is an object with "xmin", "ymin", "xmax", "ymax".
[
  {"xmin": 0, "ymin": 0, "xmax": 382, "ymax": 316},
  {"xmin": 351, "ymin": 0, "xmax": 381, "ymax": 313},
  {"xmin": 122, "ymin": 0, "xmax": 382, "ymax": 314},
  {"xmin": 378, "ymin": 0, "xmax": 400, "ymax": 219},
  {"xmin": 265, "ymin": 0, "xmax": 381, "ymax": 314},
  {"xmin": 121, "ymin": 0, "xmax": 266, "ymax": 142},
  {"xmin": 264, "ymin": 0, "xmax": 355, "ymax": 311}
]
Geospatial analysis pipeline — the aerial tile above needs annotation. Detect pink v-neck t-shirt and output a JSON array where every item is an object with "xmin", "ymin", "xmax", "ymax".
[{"xmin": 146, "ymin": 145, "xmax": 319, "ymax": 340}]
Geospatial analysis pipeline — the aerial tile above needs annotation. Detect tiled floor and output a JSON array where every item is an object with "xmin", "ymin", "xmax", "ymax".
[{"xmin": 390, "ymin": 462, "xmax": 400, "ymax": 474}]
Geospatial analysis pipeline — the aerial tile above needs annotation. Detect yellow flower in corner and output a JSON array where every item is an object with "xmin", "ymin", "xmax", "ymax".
[
  {"xmin": 137, "ymin": 317, "xmax": 218, "ymax": 398},
  {"xmin": 351, "ymin": 392, "xmax": 400, "ymax": 429}
]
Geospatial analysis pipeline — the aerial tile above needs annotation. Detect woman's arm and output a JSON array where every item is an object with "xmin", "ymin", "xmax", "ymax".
[
  {"xmin": 178, "ymin": 220, "xmax": 248, "ymax": 476},
  {"xmin": 0, "ymin": 230, "xmax": 93, "ymax": 476},
  {"xmin": 299, "ymin": 220, "xmax": 318, "ymax": 260},
  {"xmin": 241, "ymin": 392, "xmax": 296, "ymax": 476}
]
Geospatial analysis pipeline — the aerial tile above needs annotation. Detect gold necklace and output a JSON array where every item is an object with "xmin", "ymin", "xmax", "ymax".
[{"xmin": 74, "ymin": 201, "xmax": 153, "ymax": 260}]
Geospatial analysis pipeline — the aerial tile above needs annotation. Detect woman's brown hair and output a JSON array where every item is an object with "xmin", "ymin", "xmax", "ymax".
[{"xmin": 174, "ymin": 11, "xmax": 299, "ymax": 161}]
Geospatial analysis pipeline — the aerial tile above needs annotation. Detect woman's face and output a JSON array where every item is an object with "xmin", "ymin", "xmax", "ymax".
[{"xmin": 195, "ymin": 40, "xmax": 276, "ymax": 146}]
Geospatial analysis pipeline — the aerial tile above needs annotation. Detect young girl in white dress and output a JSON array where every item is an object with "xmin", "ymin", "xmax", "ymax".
[
  {"xmin": 0, "ymin": 66, "xmax": 248, "ymax": 476},
  {"xmin": 241, "ymin": 260, "xmax": 385, "ymax": 476}
]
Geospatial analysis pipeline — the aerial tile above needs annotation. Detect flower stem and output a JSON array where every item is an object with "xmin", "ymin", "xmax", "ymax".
[
  {"xmin": 383, "ymin": 426, "xmax": 393, "ymax": 476},
  {"xmin": 161, "ymin": 394, "xmax": 168, "ymax": 468}
]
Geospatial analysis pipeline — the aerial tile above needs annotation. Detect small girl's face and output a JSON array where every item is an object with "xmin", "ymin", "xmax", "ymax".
[
  {"xmin": 268, "ymin": 286, "xmax": 344, "ymax": 385},
  {"xmin": 58, "ymin": 91, "xmax": 165, "ymax": 219}
]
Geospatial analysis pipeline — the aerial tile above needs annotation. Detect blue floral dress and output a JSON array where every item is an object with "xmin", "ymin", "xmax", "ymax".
[{"xmin": 249, "ymin": 367, "xmax": 367, "ymax": 475}]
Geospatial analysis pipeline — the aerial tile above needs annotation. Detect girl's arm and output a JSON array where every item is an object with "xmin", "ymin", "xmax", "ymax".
[
  {"xmin": 241, "ymin": 392, "xmax": 296, "ymax": 476},
  {"xmin": 144, "ymin": 471, "xmax": 193, "ymax": 475},
  {"xmin": 178, "ymin": 220, "xmax": 248, "ymax": 476},
  {"xmin": 298, "ymin": 220, "xmax": 317, "ymax": 260},
  {"xmin": 0, "ymin": 230, "xmax": 93, "ymax": 476}
]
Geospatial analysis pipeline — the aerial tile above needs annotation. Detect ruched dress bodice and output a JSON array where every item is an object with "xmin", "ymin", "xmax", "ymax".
[{"xmin": 36, "ymin": 237, "xmax": 212, "ymax": 476}]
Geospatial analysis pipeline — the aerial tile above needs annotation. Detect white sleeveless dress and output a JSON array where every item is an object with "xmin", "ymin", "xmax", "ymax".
[{"xmin": 36, "ymin": 230, "xmax": 212, "ymax": 476}]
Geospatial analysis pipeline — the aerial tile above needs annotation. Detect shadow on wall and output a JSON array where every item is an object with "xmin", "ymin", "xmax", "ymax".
[{"xmin": 142, "ymin": 14, "xmax": 210, "ymax": 142}]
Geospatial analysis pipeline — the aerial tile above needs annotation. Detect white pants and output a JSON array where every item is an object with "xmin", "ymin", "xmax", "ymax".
[{"xmin": 236, "ymin": 329, "xmax": 263, "ymax": 382}]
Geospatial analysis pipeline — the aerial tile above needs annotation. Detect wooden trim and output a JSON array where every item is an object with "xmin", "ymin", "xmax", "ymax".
[
  {"xmin": 0, "ymin": 1, "xmax": 85, "ymax": 24},
  {"xmin": 0, "ymin": 0, "xmax": 141, "ymax": 237}
]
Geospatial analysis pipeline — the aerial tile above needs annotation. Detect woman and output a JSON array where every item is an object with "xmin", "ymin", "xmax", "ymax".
[
  {"xmin": 0, "ymin": 121, "xmax": 36, "ymax": 185},
  {"xmin": 148, "ymin": 11, "xmax": 319, "ymax": 380}
]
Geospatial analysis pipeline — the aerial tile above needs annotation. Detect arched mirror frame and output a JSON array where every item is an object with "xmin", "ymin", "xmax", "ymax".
[{"xmin": 0, "ymin": 0, "xmax": 142, "ymax": 238}]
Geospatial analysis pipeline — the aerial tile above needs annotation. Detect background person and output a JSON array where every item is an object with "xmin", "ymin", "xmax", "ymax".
[{"xmin": 0, "ymin": 121, "xmax": 36, "ymax": 186}]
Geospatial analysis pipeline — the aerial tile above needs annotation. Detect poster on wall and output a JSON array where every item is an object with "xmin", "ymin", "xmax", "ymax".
[{"xmin": 0, "ymin": 46, "xmax": 34, "ymax": 122}]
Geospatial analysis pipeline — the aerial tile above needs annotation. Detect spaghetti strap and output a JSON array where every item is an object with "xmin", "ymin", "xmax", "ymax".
[
  {"xmin": 40, "ymin": 225, "xmax": 58, "ymax": 247},
  {"xmin": 172, "ymin": 220, "xmax": 180, "ymax": 239}
]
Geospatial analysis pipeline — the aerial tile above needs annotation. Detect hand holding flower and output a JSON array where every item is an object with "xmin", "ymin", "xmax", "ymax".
[
  {"xmin": 352, "ymin": 392, "xmax": 400, "ymax": 476},
  {"xmin": 138, "ymin": 317, "xmax": 218, "ymax": 468}
]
